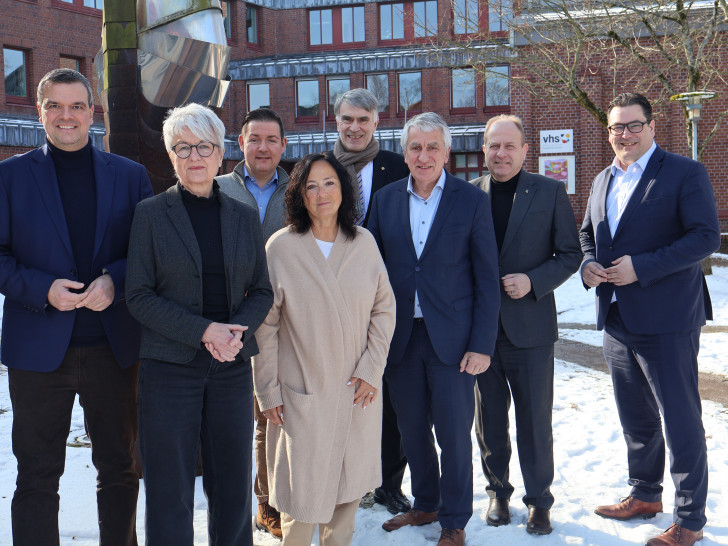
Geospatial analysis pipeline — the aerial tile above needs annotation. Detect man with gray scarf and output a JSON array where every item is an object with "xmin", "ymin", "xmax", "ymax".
[{"xmin": 331, "ymin": 88, "xmax": 411, "ymax": 513}]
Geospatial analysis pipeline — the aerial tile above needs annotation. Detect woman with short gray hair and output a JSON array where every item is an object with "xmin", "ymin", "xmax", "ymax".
[
  {"xmin": 162, "ymin": 102, "xmax": 225, "ymax": 153},
  {"xmin": 127, "ymin": 103, "xmax": 273, "ymax": 545}
]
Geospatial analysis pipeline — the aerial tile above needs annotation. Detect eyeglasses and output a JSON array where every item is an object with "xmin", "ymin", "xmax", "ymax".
[
  {"xmin": 607, "ymin": 120, "xmax": 651, "ymax": 135},
  {"xmin": 171, "ymin": 142, "xmax": 217, "ymax": 158}
]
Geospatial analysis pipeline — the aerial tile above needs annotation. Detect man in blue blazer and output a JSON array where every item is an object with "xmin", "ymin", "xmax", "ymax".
[
  {"xmin": 0, "ymin": 69, "xmax": 153, "ymax": 545},
  {"xmin": 368, "ymin": 112, "xmax": 500, "ymax": 546},
  {"xmin": 580, "ymin": 93, "xmax": 720, "ymax": 546}
]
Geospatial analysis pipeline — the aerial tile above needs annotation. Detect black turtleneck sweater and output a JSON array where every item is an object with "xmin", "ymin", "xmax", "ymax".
[
  {"xmin": 490, "ymin": 171, "xmax": 521, "ymax": 253},
  {"xmin": 181, "ymin": 183, "xmax": 229, "ymax": 323},
  {"xmin": 49, "ymin": 140, "xmax": 106, "ymax": 346}
]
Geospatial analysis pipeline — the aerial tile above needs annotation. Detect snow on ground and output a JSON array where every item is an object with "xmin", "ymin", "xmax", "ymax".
[{"xmin": 0, "ymin": 262, "xmax": 727, "ymax": 545}]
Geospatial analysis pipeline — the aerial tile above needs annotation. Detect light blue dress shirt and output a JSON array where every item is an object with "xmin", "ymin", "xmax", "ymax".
[
  {"xmin": 244, "ymin": 166, "xmax": 279, "ymax": 224},
  {"xmin": 606, "ymin": 141, "xmax": 657, "ymax": 237},
  {"xmin": 606, "ymin": 141, "xmax": 656, "ymax": 302},
  {"xmin": 408, "ymin": 169, "xmax": 447, "ymax": 318}
]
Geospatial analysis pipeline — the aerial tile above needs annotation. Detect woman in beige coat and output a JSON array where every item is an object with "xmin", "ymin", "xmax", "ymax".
[{"xmin": 253, "ymin": 152, "xmax": 396, "ymax": 545}]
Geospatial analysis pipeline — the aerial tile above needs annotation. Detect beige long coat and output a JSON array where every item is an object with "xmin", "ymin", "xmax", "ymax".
[{"xmin": 253, "ymin": 226, "xmax": 396, "ymax": 523}]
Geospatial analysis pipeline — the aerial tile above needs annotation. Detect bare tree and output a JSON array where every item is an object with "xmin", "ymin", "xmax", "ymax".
[{"xmin": 432, "ymin": 0, "xmax": 728, "ymax": 160}]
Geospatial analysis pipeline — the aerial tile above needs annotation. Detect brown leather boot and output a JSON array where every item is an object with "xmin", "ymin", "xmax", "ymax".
[
  {"xmin": 595, "ymin": 496, "xmax": 663, "ymax": 520},
  {"xmin": 382, "ymin": 509, "xmax": 438, "ymax": 532},
  {"xmin": 256, "ymin": 502, "xmax": 282, "ymax": 538},
  {"xmin": 646, "ymin": 524, "xmax": 704, "ymax": 545},
  {"xmin": 437, "ymin": 528, "xmax": 465, "ymax": 546}
]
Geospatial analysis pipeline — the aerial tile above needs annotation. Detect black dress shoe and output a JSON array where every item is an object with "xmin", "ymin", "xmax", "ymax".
[
  {"xmin": 486, "ymin": 498, "xmax": 510, "ymax": 526},
  {"xmin": 373, "ymin": 487, "xmax": 412, "ymax": 515},
  {"xmin": 526, "ymin": 507, "xmax": 552, "ymax": 535}
]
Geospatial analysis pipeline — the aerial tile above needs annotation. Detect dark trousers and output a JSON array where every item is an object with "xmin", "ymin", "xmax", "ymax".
[
  {"xmin": 139, "ymin": 351, "xmax": 254, "ymax": 546},
  {"xmin": 385, "ymin": 320, "xmax": 475, "ymax": 530},
  {"xmin": 475, "ymin": 335, "xmax": 555, "ymax": 509},
  {"xmin": 8, "ymin": 345, "xmax": 139, "ymax": 546},
  {"xmin": 380, "ymin": 377, "xmax": 407, "ymax": 491},
  {"xmin": 603, "ymin": 303, "xmax": 707, "ymax": 532}
]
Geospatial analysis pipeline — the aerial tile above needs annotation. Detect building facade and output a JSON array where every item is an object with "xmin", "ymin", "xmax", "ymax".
[{"xmin": 2, "ymin": 0, "xmax": 727, "ymax": 228}]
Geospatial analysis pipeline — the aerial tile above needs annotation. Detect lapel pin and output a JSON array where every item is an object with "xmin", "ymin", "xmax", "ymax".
[{"xmin": 525, "ymin": 189, "xmax": 529, "ymax": 193}]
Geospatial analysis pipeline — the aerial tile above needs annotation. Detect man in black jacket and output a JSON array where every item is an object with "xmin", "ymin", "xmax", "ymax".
[
  {"xmin": 471, "ymin": 115, "xmax": 582, "ymax": 536},
  {"xmin": 331, "ymin": 88, "xmax": 411, "ymax": 514}
]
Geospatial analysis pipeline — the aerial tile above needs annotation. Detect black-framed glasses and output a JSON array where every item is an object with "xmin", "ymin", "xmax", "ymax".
[
  {"xmin": 171, "ymin": 142, "xmax": 217, "ymax": 158},
  {"xmin": 607, "ymin": 120, "xmax": 651, "ymax": 135}
]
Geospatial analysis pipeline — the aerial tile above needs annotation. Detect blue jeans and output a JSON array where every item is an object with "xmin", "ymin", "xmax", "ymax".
[{"xmin": 139, "ymin": 351, "xmax": 254, "ymax": 545}]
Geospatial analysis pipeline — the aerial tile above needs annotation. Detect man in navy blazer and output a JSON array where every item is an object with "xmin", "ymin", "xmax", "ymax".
[
  {"xmin": 369, "ymin": 113, "xmax": 500, "ymax": 546},
  {"xmin": 0, "ymin": 69, "xmax": 153, "ymax": 544},
  {"xmin": 580, "ymin": 93, "xmax": 720, "ymax": 546}
]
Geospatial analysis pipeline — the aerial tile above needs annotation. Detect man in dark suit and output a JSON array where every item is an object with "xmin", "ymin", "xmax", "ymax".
[
  {"xmin": 580, "ymin": 92, "xmax": 720, "ymax": 546},
  {"xmin": 0, "ymin": 68, "xmax": 153, "ymax": 544},
  {"xmin": 471, "ymin": 115, "xmax": 582, "ymax": 536},
  {"xmin": 369, "ymin": 112, "xmax": 500, "ymax": 546},
  {"xmin": 331, "ymin": 88, "xmax": 411, "ymax": 515}
]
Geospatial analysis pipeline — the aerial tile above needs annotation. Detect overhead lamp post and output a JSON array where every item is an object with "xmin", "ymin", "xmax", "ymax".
[
  {"xmin": 669, "ymin": 91, "xmax": 716, "ymax": 161},
  {"xmin": 669, "ymin": 91, "xmax": 717, "ymax": 275}
]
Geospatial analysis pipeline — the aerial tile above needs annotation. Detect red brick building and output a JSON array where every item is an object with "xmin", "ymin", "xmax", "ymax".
[{"xmin": 2, "ymin": 0, "xmax": 727, "ymax": 229}]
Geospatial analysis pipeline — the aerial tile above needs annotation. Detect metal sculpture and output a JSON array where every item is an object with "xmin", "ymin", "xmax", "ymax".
[{"xmin": 97, "ymin": 0, "xmax": 231, "ymax": 193}]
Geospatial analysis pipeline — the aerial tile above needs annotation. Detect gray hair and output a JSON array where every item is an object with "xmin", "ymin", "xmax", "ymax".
[
  {"xmin": 162, "ymin": 103, "xmax": 226, "ymax": 152},
  {"xmin": 334, "ymin": 88, "xmax": 379, "ymax": 120},
  {"xmin": 401, "ymin": 112, "xmax": 452, "ymax": 150},
  {"xmin": 37, "ymin": 68, "xmax": 94, "ymax": 109}
]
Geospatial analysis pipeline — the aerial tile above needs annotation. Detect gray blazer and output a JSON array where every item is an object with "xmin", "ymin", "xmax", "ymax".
[
  {"xmin": 472, "ymin": 170, "xmax": 582, "ymax": 348},
  {"xmin": 126, "ymin": 183, "xmax": 273, "ymax": 364},
  {"xmin": 215, "ymin": 162, "xmax": 289, "ymax": 242}
]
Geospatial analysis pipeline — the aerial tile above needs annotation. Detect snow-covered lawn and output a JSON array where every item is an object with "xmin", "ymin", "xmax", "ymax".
[{"xmin": 1, "ymin": 260, "xmax": 727, "ymax": 545}]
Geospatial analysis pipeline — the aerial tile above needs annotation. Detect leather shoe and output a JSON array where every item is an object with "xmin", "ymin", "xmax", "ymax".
[
  {"xmin": 437, "ymin": 528, "xmax": 465, "ymax": 546},
  {"xmin": 486, "ymin": 497, "xmax": 510, "ymax": 526},
  {"xmin": 595, "ymin": 496, "xmax": 663, "ymax": 520},
  {"xmin": 526, "ymin": 506, "xmax": 552, "ymax": 535},
  {"xmin": 255, "ymin": 501, "xmax": 282, "ymax": 538},
  {"xmin": 373, "ymin": 487, "xmax": 412, "ymax": 515},
  {"xmin": 382, "ymin": 508, "xmax": 438, "ymax": 532},
  {"xmin": 646, "ymin": 524, "xmax": 704, "ymax": 545}
]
